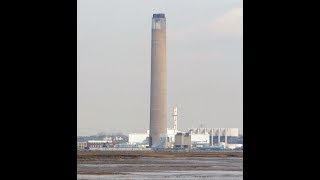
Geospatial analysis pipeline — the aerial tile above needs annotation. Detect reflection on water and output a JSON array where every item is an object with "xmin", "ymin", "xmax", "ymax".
[
  {"xmin": 78, "ymin": 157, "xmax": 243, "ymax": 180},
  {"xmin": 78, "ymin": 171, "xmax": 242, "ymax": 179}
]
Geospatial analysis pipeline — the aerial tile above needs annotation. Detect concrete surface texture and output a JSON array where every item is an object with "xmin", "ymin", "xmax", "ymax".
[{"xmin": 150, "ymin": 14, "xmax": 167, "ymax": 147}]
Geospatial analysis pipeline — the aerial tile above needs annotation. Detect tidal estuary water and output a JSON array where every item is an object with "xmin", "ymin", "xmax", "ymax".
[{"xmin": 77, "ymin": 156, "xmax": 243, "ymax": 180}]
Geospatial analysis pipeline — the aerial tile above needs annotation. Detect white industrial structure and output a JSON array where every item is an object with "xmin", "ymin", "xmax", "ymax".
[
  {"xmin": 128, "ymin": 132, "xmax": 149, "ymax": 145},
  {"xmin": 129, "ymin": 128, "xmax": 181, "ymax": 147},
  {"xmin": 103, "ymin": 137, "xmax": 113, "ymax": 143},
  {"xmin": 129, "ymin": 106, "xmax": 181, "ymax": 147},
  {"xmin": 173, "ymin": 106, "xmax": 178, "ymax": 133},
  {"xmin": 187, "ymin": 128, "xmax": 210, "ymax": 145},
  {"xmin": 128, "ymin": 104, "xmax": 241, "ymax": 149},
  {"xmin": 190, "ymin": 133, "xmax": 210, "ymax": 144},
  {"xmin": 225, "ymin": 144, "xmax": 243, "ymax": 149},
  {"xmin": 129, "ymin": 127, "xmax": 239, "ymax": 148},
  {"xmin": 187, "ymin": 128, "xmax": 239, "ymax": 146},
  {"xmin": 166, "ymin": 106, "xmax": 180, "ymax": 147},
  {"xmin": 225, "ymin": 128, "xmax": 239, "ymax": 136},
  {"xmin": 77, "ymin": 142, "xmax": 87, "ymax": 150}
]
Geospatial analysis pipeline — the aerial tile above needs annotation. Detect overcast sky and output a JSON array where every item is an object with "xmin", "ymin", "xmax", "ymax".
[{"xmin": 77, "ymin": 0, "xmax": 243, "ymax": 136}]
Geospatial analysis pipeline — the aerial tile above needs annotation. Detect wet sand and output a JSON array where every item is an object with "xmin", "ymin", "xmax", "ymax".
[{"xmin": 77, "ymin": 151, "xmax": 243, "ymax": 179}]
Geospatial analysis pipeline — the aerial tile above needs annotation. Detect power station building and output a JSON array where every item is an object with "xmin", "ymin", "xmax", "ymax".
[{"xmin": 127, "ymin": 14, "xmax": 242, "ymax": 150}]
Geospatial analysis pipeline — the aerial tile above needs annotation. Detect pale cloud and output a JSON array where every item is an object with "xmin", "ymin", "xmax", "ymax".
[
  {"xmin": 208, "ymin": 7, "xmax": 243, "ymax": 38},
  {"xmin": 171, "ymin": 7, "xmax": 243, "ymax": 40}
]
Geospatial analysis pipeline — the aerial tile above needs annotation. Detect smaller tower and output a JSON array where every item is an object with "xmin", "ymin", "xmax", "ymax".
[{"xmin": 173, "ymin": 106, "xmax": 178, "ymax": 132}]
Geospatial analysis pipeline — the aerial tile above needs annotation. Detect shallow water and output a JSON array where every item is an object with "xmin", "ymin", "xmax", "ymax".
[
  {"xmin": 78, "ymin": 157, "xmax": 243, "ymax": 180},
  {"xmin": 78, "ymin": 171, "xmax": 242, "ymax": 179}
]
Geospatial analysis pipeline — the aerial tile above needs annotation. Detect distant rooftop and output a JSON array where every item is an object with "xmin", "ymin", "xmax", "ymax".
[{"xmin": 153, "ymin": 14, "xmax": 165, "ymax": 18}]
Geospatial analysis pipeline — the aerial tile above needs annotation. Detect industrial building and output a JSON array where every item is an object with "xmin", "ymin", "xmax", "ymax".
[
  {"xmin": 128, "ymin": 128, "xmax": 181, "ymax": 147},
  {"xmin": 225, "ymin": 144, "xmax": 243, "ymax": 150},
  {"xmin": 87, "ymin": 140, "xmax": 110, "ymax": 148},
  {"xmin": 129, "ymin": 106, "xmax": 180, "ymax": 147},
  {"xmin": 149, "ymin": 13, "xmax": 167, "ymax": 148},
  {"xmin": 174, "ymin": 133, "xmax": 191, "ymax": 149},
  {"xmin": 188, "ymin": 128, "xmax": 238, "ymax": 137},
  {"xmin": 77, "ymin": 142, "xmax": 88, "ymax": 150},
  {"xmin": 166, "ymin": 128, "xmax": 181, "ymax": 148},
  {"xmin": 128, "ymin": 131, "xmax": 149, "ymax": 145},
  {"xmin": 103, "ymin": 137, "xmax": 113, "ymax": 143},
  {"xmin": 128, "ymin": 127, "xmax": 241, "ymax": 149},
  {"xmin": 185, "ymin": 128, "xmax": 240, "ymax": 148},
  {"xmin": 165, "ymin": 106, "xmax": 180, "ymax": 147},
  {"xmin": 128, "ymin": 102, "xmax": 241, "ymax": 149}
]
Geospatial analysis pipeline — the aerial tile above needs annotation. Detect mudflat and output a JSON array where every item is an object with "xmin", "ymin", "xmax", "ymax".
[{"xmin": 77, "ymin": 150, "xmax": 243, "ymax": 176}]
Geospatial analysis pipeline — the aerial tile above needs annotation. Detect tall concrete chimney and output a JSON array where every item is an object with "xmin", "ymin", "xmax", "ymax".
[{"xmin": 149, "ymin": 14, "xmax": 167, "ymax": 147}]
